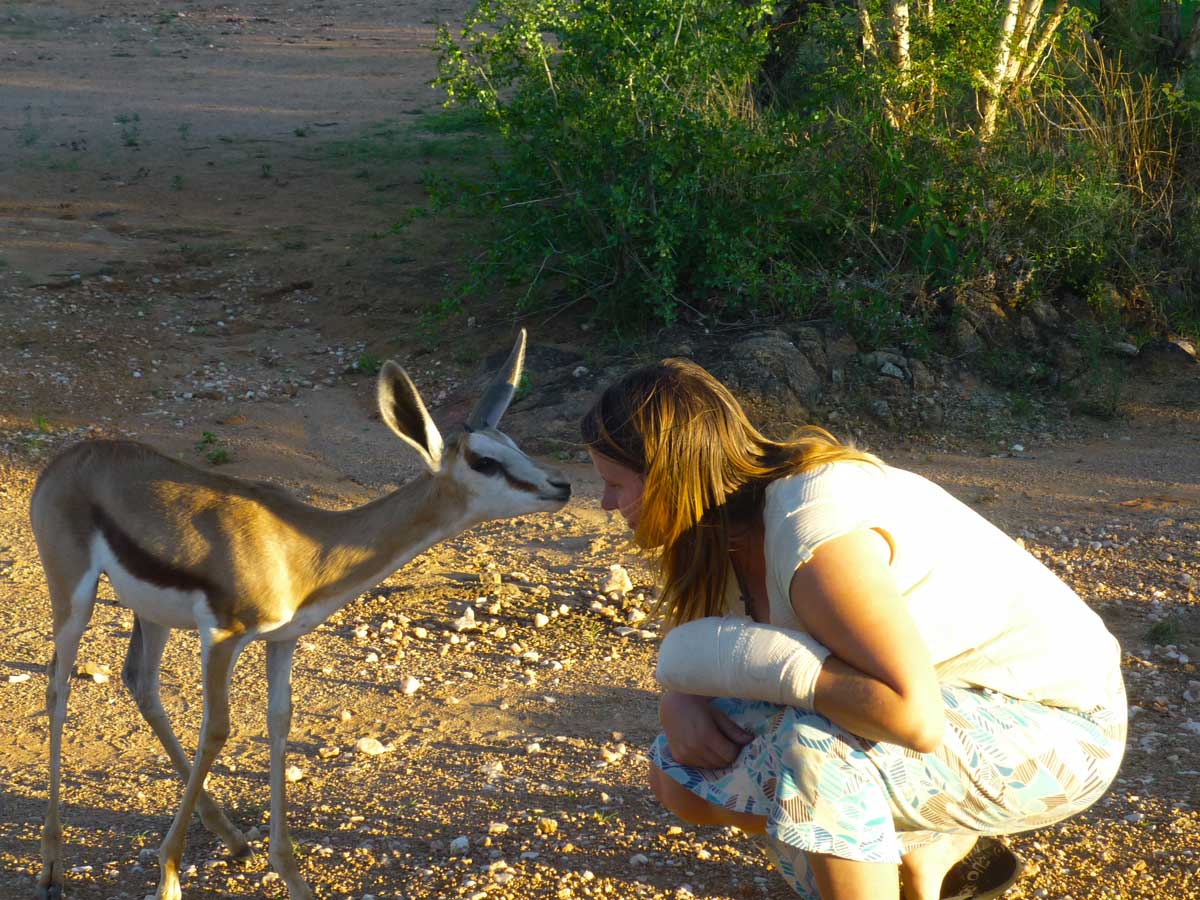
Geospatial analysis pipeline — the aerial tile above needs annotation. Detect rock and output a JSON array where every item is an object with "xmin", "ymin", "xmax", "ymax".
[
  {"xmin": 630, "ymin": 853, "xmax": 649, "ymax": 865},
  {"xmin": 601, "ymin": 564, "xmax": 633, "ymax": 596},
  {"xmin": 488, "ymin": 822, "xmax": 509, "ymax": 835},
  {"xmin": 533, "ymin": 613, "xmax": 550, "ymax": 628},
  {"xmin": 285, "ymin": 765, "xmax": 304, "ymax": 783},
  {"xmin": 950, "ymin": 317, "xmax": 984, "ymax": 354},
  {"xmin": 1135, "ymin": 338, "xmax": 1199, "ymax": 378},
  {"xmin": 78, "ymin": 661, "xmax": 111, "ymax": 683},
  {"xmin": 537, "ymin": 817, "xmax": 558, "ymax": 835},
  {"xmin": 712, "ymin": 331, "xmax": 823, "ymax": 422},
  {"xmin": 452, "ymin": 607, "xmax": 478, "ymax": 632},
  {"xmin": 449, "ymin": 836, "xmax": 470, "ymax": 856},
  {"xmin": 1026, "ymin": 298, "xmax": 1060, "ymax": 329},
  {"xmin": 400, "ymin": 676, "xmax": 422, "ymax": 695},
  {"xmin": 6, "ymin": 673, "xmax": 30, "ymax": 684},
  {"xmin": 355, "ymin": 737, "xmax": 391, "ymax": 756}
]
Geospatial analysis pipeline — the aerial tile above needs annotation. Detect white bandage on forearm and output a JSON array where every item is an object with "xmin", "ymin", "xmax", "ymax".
[{"xmin": 655, "ymin": 617, "xmax": 831, "ymax": 709}]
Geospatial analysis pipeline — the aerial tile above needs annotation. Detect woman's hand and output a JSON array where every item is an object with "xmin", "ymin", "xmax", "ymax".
[{"xmin": 659, "ymin": 691, "xmax": 753, "ymax": 768}]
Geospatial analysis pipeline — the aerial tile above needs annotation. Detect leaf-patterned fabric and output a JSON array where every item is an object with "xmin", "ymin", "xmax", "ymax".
[{"xmin": 651, "ymin": 685, "xmax": 1126, "ymax": 898}]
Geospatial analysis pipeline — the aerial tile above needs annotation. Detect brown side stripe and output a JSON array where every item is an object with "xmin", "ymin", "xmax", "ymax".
[{"xmin": 92, "ymin": 505, "xmax": 217, "ymax": 597}]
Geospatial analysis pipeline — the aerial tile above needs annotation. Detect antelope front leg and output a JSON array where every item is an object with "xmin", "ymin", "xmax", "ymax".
[
  {"xmin": 155, "ymin": 631, "xmax": 244, "ymax": 900},
  {"xmin": 265, "ymin": 639, "xmax": 313, "ymax": 899}
]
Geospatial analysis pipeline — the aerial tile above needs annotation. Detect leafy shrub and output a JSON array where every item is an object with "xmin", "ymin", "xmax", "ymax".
[{"xmin": 430, "ymin": 0, "xmax": 1198, "ymax": 345}]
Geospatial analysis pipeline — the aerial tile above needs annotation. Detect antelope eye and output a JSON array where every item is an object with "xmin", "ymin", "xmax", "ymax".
[{"xmin": 469, "ymin": 455, "xmax": 500, "ymax": 475}]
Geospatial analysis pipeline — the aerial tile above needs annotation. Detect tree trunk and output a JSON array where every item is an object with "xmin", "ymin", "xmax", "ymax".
[
  {"xmin": 980, "ymin": 0, "xmax": 1022, "ymax": 142},
  {"xmin": 890, "ymin": 1, "xmax": 912, "ymax": 126}
]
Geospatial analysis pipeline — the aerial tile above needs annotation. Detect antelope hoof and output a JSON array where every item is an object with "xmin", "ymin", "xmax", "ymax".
[
  {"xmin": 229, "ymin": 840, "xmax": 255, "ymax": 862},
  {"xmin": 36, "ymin": 862, "xmax": 62, "ymax": 900}
]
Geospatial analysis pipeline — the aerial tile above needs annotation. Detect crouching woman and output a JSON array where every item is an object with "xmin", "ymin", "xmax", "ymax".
[{"xmin": 581, "ymin": 359, "xmax": 1126, "ymax": 900}]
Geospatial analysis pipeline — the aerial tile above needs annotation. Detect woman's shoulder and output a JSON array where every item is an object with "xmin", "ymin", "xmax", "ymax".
[{"xmin": 766, "ymin": 458, "xmax": 895, "ymax": 508}]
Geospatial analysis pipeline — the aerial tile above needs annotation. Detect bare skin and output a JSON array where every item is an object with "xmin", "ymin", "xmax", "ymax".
[{"xmin": 588, "ymin": 452, "xmax": 976, "ymax": 900}]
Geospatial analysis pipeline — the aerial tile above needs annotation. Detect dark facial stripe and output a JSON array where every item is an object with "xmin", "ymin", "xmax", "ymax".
[
  {"xmin": 92, "ymin": 504, "xmax": 217, "ymax": 597},
  {"xmin": 462, "ymin": 445, "xmax": 539, "ymax": 495}
]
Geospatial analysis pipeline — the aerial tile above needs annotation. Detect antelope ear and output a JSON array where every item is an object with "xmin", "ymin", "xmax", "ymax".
[
  {"xmin": 466, "ymin": 328, "xmax": 526, "ymax": 430},
  {"xmin": 377, "ymin": 361, "xmax": 444, "ymax": 472}
]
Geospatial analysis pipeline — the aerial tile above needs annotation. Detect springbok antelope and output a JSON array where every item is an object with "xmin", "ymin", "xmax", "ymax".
[{"xmin": 30, "ymin": 330, "xmax": 570, "ymax": 900}]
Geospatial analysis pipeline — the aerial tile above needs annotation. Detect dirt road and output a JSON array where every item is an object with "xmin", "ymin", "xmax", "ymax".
[{"xmin": 1, "ymin": 3, "xmax": 1198, "ymax": 899}]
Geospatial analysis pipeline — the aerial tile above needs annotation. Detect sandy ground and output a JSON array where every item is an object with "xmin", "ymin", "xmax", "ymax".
[{"xmin": 1, "ymin": 3, "xmax": 1198, "ymax": 899}]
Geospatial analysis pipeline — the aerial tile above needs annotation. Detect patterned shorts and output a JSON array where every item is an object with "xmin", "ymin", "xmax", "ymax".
[{"xmin": 650, "ymin": 685, "xmax": 1127, "ymax": 898}]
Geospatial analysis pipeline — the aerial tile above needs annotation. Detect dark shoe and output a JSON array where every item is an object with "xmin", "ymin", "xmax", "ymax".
[{"xmin": 940, "ymin": 837, "xmax": 1024, "ymax": 900}]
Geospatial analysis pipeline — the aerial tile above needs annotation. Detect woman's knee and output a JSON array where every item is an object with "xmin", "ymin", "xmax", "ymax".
[
  {"xmin": 648, "ymin": 764, "xmax": 766, "ymax": 832},
  {"xmin": 648, "ymin": 764, "xmax": 710, "ymax": 823}
]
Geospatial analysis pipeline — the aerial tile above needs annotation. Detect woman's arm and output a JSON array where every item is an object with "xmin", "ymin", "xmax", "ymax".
[{"xmin": 792, "ymin": 528, "xmax": 944, "ymax": 752}]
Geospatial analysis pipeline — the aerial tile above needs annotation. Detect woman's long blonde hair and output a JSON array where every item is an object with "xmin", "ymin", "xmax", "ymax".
[{"xmin": 581, "ymin": 358, "xmax": 879, "ymax": 627}]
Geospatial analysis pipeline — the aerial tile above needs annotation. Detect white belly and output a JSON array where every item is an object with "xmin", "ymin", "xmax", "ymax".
[{"xmin": 94, "ymin": 535, "xmax": 205, "ymax": 630}]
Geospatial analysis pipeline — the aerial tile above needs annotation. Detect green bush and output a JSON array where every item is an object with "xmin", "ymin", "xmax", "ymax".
[{"xmin": 430, "ymin": 0, "xmax": 1198, "ymax": 344}]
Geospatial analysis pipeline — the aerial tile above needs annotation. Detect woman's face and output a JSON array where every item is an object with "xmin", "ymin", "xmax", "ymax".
[{"xmin": 588, "ymin": 449, "xmax": 645, "ymax": 531}]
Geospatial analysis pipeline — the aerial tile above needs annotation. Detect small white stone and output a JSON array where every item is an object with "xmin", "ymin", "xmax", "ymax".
[
  {"xmin": 449, "ymin": 835, "xmax": 470, "ymax": 856},
  {"xmin": 6, "ymin": 673, "xmax": 30, "ymax": 684},
  {"xmin": 1124, "ymin": 812, "xmax": 1145, "ymax": 824},
  {"xmin": 630, "ymin": 853, "xmax": 649, "ymax": 865},
  {"xmin": 355, "ymin": 737, "xmax": 391, "ymax": 756},
  {"xmin": 452, "ymin": 607, "xmax": 478, "ymax": 632},
  {"xmin": 401, "ymin": 676, "xmax": 421, "ymax": 695},
  {"xmin": 526, "ymin": 742, "xmax": 542, "ymax": 755},
  {"xmin": 488, "ymin": 822, "xmax": 509, "ymax": 835},
  {"xmin": 601, "ymin": 564, "xmax": 634, "ymax": 596},
  {"xmin": 284, "ymin": 765, "xmax": 304, "ymax": 783},
  {"xmin": 533, "ymin": 613, "xmax": 550, "ymax": 628}
]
